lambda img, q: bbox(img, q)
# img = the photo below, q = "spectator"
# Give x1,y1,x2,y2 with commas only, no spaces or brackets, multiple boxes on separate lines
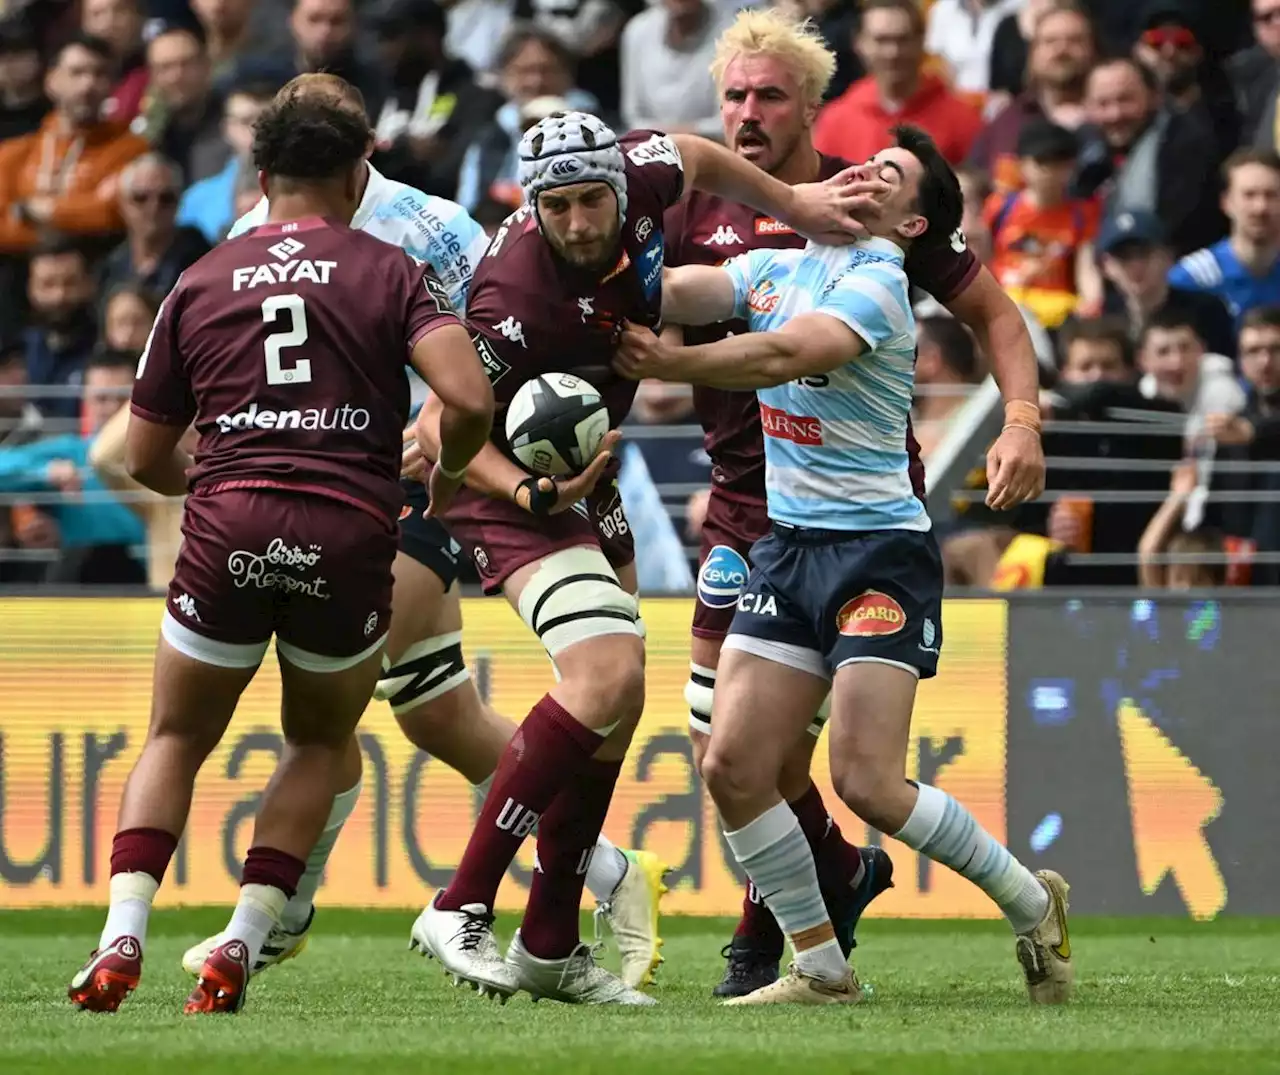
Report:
446,0,519,78
912,315,984,458
100,281,160,353
99,153,210,299
924,0,1024,97
0,20,50,142
957,165,994,263
620,0,731,137
473,195,513,235
969,0,1095,193
1074,55,1223,255
192,0,254,86
1205,305,1280,582
0,35,149,255
0,337,40,449
82,0,148,125
455,24,598,212
1098,209,1237,357
176,79,273,243
1169,149,1280,325
1137,305,1245,420
1235,0,1280,146
983,118,1102,328
0,347,146,585
230,0,385,120
23,236,97,423
987,0,1057,99
137,23,226,183
1137,461,1227,588
369,0,499,199
521,0,630,114
631,379,694,423
813,0,983,165
1133,1,1239,157
772,0,862,102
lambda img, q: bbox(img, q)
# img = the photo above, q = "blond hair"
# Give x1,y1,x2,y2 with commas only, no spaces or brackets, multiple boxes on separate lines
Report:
710,9,837,108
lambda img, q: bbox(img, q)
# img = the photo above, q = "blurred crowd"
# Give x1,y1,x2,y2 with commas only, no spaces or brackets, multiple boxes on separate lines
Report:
0,0,1274,590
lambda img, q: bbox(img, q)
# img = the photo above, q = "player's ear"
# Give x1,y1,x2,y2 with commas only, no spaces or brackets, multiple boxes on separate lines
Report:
897,214,927,241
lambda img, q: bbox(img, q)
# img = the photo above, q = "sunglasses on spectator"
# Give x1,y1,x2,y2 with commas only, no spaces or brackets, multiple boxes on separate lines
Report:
128,189,178,207
1141,26,1197,50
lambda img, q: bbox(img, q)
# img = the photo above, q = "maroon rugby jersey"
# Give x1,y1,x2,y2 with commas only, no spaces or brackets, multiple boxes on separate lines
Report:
131,216,462,524
663,153,980,502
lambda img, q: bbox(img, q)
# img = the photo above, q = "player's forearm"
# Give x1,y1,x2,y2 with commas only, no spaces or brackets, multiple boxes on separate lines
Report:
1137,492,1190,587
661,265,737,325
126,448,191,497
672,134,797,228
416,395,528,503
673,333,806,389
946,268,1039,407
436,400,496,477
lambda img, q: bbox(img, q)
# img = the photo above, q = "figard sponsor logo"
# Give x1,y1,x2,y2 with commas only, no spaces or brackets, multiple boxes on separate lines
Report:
228,539,330,599
836,590,905,636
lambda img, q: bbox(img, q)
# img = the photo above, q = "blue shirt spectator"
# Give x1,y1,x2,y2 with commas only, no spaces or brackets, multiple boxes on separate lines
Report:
23,238,98,422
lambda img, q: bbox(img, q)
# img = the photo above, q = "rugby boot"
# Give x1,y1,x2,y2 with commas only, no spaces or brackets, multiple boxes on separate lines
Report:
409,896,519,1000
182,905,313,977
184,939,250,1014
1015,869,1074,1004
712,936,782,998
722,962,863,1007
830,847,895,958
593,849,670,988
506,930,656,1005
68,935,142,1012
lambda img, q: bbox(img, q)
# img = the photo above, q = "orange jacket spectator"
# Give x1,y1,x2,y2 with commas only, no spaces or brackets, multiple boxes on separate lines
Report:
0,35,149,253
813,71,984,166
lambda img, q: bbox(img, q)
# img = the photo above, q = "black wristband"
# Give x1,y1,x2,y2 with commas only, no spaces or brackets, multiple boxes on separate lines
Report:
517,475,557,516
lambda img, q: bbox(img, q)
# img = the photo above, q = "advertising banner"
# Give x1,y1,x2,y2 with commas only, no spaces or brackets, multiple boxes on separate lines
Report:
0,596,1006,915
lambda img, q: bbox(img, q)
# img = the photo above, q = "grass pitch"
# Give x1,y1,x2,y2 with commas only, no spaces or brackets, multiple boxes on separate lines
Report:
1,910,1278,1075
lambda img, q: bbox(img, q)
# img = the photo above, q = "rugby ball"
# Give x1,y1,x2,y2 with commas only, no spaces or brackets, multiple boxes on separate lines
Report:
505,373,609,477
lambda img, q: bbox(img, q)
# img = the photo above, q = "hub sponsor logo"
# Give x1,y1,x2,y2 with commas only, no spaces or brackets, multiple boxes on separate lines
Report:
760,403,822,446
214,402,371,433
836,590,905,636
697,544,749,608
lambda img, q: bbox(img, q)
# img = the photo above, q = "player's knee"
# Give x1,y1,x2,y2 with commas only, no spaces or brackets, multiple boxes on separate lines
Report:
701,741,766,810
830,758,894,825
589,651,646,727
374,632,470,715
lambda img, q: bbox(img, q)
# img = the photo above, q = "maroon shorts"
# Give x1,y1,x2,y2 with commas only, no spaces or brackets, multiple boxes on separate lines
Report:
162,487,397,671
692,488,771,641
443,478,635,594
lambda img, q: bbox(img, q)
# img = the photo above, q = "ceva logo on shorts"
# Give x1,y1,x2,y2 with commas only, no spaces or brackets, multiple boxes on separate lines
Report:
215,401,371,433
697,544,749,608
836,590,906,636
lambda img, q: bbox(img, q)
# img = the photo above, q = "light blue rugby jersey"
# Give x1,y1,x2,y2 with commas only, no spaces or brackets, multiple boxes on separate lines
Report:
228,163,487,312
720,237,929,533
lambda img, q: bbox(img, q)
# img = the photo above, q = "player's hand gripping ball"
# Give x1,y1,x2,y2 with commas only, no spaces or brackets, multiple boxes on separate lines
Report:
505,373,610,477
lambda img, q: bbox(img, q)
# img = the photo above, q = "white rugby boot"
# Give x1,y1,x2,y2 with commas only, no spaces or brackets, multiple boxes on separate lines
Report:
506,930,657,1005
182,906,313,978
408,899,519,1000
721,962,862,1007
1015,869,1074,1004
593,849,669,988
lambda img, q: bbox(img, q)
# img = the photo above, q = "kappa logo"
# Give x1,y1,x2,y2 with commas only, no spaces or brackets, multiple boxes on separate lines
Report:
267,236,305,261
747,278,779,313
702,224,743,247
493,316,527,348
836,590,906,637
175,593,200,621
578,296,595,322
634,216,653,242
549,157,584,180
364,611,379,638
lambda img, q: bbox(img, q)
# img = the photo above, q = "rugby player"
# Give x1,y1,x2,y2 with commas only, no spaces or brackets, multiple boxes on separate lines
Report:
182,74,667,993
615,125,1071,1007
69,92,494,1014
411,110,877,1004
661,9,1047,995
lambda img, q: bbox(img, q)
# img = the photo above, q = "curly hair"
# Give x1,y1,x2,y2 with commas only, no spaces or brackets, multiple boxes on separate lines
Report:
252,93,371,181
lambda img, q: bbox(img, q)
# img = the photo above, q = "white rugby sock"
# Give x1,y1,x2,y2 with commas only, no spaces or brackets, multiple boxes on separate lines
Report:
226,883,289,967
895,783,1049,934
280,780,361,932
100,872,159,951
724,802,848,982
585,835,629,901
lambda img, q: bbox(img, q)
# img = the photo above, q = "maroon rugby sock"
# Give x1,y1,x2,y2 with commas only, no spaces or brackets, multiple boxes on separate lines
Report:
790,782,865,898
241,846,307,899
732,879,786,956
520,758,624,959
110,827,179,883
437,695,602,912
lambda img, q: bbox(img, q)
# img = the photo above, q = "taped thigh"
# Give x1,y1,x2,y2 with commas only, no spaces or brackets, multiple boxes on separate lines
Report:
373,630,470,714
516,546,641,658
806,692,832,739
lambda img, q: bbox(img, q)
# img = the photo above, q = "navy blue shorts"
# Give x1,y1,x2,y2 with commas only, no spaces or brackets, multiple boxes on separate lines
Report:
397,479,462,589
727,524,944,680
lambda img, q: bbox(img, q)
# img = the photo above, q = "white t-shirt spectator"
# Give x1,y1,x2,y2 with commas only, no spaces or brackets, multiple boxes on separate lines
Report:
925,0,1025,95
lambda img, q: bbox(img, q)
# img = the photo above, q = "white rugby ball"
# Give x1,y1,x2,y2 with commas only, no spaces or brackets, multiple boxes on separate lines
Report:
505,373,609,477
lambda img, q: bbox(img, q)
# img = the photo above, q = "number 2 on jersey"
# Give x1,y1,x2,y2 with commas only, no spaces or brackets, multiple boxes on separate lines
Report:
262,294,310,385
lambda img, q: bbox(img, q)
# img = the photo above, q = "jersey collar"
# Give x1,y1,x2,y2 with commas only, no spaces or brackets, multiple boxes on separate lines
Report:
350,162,389,231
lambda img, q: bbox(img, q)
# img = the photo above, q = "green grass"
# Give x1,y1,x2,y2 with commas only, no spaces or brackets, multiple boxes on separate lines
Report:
2,910,1279,1075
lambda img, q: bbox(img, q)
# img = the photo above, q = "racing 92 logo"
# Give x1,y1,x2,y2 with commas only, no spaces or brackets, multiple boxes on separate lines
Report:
697,544,749,608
